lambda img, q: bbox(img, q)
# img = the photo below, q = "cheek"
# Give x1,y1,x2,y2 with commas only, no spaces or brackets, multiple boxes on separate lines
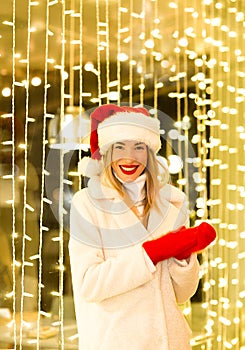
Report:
111,149,122,162
136,153,147,165
112,154,120,162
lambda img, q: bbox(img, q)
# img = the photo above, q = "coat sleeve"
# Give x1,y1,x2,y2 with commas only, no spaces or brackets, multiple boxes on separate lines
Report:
167,254,200,304
159,184,199,303
69,193,154,303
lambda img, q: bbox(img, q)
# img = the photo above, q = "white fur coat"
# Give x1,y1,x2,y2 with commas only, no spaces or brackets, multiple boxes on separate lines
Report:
69,177,200,350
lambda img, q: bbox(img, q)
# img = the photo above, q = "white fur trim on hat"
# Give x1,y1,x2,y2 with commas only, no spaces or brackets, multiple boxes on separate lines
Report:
78,156,102,177
97,112,161,155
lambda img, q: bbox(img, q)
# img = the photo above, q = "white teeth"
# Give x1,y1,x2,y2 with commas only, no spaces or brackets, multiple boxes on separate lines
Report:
121,166,137,171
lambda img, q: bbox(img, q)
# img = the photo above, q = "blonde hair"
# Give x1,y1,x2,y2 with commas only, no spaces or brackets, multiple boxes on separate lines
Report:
101,145,169,216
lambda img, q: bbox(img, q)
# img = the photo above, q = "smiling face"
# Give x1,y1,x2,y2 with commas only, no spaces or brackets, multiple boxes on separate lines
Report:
111,140,148,182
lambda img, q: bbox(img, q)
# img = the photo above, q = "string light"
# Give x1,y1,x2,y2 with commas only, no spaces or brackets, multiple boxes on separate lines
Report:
58,0,66,347
10,2,17,348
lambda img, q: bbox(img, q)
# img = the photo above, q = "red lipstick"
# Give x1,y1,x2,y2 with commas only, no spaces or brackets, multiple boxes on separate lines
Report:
119,165,139,175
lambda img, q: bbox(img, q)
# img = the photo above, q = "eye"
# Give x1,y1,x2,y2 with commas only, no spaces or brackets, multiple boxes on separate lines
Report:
135,145,146,150
114,144,124,150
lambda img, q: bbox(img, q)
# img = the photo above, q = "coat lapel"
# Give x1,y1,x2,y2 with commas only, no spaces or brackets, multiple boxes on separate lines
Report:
147,189,188,239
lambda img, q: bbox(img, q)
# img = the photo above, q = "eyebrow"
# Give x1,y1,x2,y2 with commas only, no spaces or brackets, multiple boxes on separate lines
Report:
114,142,145,146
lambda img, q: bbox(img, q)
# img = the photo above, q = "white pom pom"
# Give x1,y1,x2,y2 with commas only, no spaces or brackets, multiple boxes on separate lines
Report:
78,157,102,177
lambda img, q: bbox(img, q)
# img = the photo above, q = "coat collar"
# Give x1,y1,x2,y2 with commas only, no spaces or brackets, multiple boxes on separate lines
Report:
87,177,187,239
88,176,185,207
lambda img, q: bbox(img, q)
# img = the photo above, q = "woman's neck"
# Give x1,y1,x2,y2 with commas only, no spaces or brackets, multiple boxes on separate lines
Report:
114,172,146,203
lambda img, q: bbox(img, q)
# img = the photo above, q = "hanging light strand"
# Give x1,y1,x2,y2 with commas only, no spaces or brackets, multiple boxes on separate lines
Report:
197,1,213,340
116,0,121,105
193,0,205,217
203,0,215,341
153,0,159,114
78,0,83,190
11,0,17,346
237,0,245,321
201,0,209,222
139,0,146,106
96,0,102,105
19,0,32,347
173,1,184,191
69,0,75,107
58,0,66,348
211,2,224,348
182,0,190,201
223,5,232,346
36,0,50,345
105,0,110,103
209,13,219,350
147,1,154,79
198,0,208,223
128,0,133,106
227,3,240,348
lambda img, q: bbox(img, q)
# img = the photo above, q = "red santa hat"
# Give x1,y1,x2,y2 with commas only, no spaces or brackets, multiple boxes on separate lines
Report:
78,104,161,177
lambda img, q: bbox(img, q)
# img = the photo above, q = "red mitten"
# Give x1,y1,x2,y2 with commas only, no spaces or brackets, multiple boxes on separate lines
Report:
142,222,216,265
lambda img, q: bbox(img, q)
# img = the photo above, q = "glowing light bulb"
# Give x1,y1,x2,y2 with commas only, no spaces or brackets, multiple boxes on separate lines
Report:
117,53,128,62
84,62,94,71
144,39,154,49
178,37,188,47
2,87,11,97
31,77,42,86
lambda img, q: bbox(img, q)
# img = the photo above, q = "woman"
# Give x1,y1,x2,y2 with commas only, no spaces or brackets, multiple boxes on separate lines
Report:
69,104,216,350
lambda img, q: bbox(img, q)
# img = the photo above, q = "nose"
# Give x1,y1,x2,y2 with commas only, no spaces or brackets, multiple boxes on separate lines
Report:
123,147,135,160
